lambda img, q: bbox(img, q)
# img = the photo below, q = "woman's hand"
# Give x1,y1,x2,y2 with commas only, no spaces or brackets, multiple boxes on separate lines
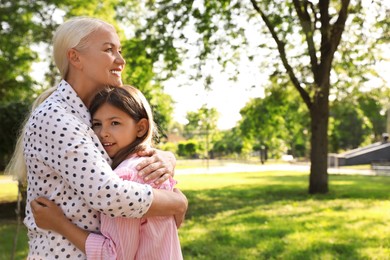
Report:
136,148,176,185
30,197,69,233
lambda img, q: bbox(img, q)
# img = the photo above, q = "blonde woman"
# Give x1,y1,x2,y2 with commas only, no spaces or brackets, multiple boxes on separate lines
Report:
7,17,187,259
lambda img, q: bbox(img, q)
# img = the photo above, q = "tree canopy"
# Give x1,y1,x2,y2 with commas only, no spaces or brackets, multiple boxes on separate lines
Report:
126,0,389,193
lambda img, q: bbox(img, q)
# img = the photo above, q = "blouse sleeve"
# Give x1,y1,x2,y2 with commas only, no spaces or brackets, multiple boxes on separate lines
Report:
24,104,153,218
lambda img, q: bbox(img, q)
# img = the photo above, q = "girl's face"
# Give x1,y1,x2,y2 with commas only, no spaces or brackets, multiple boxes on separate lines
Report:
77,25,125,88
92,103,147,158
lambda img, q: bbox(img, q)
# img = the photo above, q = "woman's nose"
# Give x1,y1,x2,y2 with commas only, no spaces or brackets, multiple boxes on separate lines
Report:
115,52,126,65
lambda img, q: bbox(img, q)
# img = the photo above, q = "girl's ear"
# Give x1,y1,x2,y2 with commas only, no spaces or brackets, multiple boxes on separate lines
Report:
136,118,149,138
67,48,83,69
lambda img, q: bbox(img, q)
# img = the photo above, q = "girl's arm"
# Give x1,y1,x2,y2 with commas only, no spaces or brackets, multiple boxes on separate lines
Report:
31,188,188,253
30,197,89,253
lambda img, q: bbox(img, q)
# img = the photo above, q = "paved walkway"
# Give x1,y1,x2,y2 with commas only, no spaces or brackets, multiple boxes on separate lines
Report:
175,162,377,175
0,163,382,185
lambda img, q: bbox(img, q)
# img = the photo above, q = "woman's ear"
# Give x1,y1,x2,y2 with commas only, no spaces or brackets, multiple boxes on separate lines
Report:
67,49,83,69
136,119,149,137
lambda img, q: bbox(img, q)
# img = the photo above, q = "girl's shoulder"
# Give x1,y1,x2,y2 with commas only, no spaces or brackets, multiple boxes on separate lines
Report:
116,155,146,168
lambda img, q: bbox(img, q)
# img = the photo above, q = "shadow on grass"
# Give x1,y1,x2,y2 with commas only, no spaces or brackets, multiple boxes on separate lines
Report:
184,173,390,220
180,173,390,259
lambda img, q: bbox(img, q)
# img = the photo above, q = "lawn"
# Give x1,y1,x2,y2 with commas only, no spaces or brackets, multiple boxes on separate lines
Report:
1,170,389,259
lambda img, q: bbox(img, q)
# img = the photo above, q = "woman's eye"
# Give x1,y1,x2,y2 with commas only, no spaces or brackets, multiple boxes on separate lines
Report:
105,48,113,52
111,121,120,126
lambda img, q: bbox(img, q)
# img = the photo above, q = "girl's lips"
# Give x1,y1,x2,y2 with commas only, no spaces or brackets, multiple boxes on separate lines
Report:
102,142,115,151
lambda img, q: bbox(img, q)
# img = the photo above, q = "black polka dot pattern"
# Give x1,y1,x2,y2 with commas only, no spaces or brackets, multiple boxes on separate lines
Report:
23,80,153,259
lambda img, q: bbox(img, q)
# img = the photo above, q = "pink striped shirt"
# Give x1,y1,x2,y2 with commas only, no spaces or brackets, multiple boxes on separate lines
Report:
86,156,183,260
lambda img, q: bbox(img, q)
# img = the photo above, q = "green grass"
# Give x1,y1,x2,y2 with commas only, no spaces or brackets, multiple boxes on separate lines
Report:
1,170,390,259
174,171,390,260
0,220,28,260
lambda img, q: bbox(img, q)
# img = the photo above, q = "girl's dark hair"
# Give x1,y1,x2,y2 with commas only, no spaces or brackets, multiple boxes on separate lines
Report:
89,85,157,169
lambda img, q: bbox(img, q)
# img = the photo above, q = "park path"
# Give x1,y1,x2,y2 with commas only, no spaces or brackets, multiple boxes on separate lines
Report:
175,162,376,175
0,163,378,185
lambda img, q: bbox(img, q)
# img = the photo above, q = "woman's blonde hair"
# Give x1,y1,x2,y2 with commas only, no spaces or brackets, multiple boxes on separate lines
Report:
5,17,114,181
53,17,114,79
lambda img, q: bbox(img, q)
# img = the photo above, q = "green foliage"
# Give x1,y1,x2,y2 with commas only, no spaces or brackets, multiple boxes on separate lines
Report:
329,100,371,152
184,105,219,140
177,140,200,158
329,88,387,153
182,105,220,157
0,1,40,102
212,127,244,157
239,78,309,158
0,101,30,170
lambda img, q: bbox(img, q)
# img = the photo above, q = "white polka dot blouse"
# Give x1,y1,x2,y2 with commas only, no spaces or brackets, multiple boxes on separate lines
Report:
23,80,153,259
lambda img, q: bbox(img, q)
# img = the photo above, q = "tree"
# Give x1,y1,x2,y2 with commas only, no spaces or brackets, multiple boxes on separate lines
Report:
329,89,387,153
212,127,244,158
239,76,309,159
329,99,371,152
131,0,388,193
184,105,219,158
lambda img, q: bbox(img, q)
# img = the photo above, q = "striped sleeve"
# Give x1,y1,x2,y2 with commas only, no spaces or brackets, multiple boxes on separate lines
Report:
85,233,117,260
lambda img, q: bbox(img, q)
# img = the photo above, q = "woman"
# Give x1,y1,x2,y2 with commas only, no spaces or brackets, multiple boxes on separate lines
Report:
7,17,187,259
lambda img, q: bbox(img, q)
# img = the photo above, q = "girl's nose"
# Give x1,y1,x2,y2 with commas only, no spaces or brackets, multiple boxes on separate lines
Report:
99,127,110,138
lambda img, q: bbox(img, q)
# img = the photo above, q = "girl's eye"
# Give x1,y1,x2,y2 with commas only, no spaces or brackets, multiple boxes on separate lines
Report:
111,121,120,126
92,122,101,129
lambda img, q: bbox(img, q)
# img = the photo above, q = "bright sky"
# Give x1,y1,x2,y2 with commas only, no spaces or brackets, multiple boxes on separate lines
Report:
163,67,266,130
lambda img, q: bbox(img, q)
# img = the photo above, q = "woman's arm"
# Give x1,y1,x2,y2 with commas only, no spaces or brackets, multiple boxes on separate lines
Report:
144,188,188,227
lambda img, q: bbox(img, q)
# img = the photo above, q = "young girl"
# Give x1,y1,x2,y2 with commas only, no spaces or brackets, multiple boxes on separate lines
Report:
32,85,183,259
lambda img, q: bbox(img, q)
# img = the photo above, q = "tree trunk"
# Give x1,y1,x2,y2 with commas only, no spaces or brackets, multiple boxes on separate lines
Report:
309,94,329,194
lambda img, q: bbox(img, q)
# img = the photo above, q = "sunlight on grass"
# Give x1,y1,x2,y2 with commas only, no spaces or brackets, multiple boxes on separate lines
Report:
176,171,390,259
0,176,18,202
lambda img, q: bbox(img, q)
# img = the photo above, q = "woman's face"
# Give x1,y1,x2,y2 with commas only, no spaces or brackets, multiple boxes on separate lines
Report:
78,25,126,88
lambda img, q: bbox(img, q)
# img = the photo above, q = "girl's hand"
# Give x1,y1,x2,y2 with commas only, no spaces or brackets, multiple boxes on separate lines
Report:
172,188,188,228
136,148,176,185
30,197,68,233
30,197,89,253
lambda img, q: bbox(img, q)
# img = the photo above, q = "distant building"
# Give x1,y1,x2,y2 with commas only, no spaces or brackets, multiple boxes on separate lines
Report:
329,133,390,166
